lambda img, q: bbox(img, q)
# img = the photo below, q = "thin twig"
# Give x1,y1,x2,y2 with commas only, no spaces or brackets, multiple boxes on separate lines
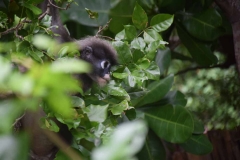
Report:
48,0,72,10
38,3,51,21
96,35,115,41
95,18,112,36
175,64,224,75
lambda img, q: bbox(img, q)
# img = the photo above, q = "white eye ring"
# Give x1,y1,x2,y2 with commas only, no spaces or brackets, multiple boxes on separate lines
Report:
101,60,110,69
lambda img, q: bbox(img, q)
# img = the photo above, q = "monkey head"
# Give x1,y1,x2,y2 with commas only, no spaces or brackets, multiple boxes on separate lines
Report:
77,37,118,87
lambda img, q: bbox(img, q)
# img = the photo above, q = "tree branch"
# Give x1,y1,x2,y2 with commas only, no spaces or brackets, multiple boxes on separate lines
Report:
175,64,225,75
214,0,240,75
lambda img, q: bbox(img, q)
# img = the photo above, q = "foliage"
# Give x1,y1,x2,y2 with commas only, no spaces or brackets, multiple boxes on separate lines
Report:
174,65,240,130
2,0,237,159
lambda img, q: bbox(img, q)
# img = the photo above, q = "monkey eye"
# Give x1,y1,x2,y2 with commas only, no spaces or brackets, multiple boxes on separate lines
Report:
85,46,93,55
101,60,111,69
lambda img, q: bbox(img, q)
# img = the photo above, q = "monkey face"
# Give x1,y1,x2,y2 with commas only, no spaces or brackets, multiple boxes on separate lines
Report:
80,45,116,87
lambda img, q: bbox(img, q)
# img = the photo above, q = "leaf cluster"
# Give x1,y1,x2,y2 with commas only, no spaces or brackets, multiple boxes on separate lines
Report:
0,1,216,160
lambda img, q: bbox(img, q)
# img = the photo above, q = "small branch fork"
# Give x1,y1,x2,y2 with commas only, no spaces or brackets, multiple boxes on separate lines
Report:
0,0,72,39
95,19,115,41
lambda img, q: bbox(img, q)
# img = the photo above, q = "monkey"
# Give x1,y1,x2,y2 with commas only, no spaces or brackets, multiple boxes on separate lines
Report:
20,0,117,159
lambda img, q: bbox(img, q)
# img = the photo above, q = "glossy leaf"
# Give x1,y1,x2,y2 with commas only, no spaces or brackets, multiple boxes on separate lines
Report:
131,37,146,51
110,100,129,115
137,130,166,160
132,3,148,30
180,134,213,155
22,3,42,15
182,9,223,41
132,75,174,107
124,25,137,41
102,85,130,100
92,120,148,160
146,40,168,60
144,105,194,143
156,48,171,76
176,22,218,66
83,104,108,123
158,90,187,107
112,41,132,64
150,14,174,32
143,29,162,44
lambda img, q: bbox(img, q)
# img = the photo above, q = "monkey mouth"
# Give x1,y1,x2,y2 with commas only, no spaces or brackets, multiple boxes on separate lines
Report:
97,74,110,86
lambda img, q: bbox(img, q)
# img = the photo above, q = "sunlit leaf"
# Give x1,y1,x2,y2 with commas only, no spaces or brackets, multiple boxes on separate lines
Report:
92,120,148,160
143,29,162,44
131,37,146,51
83,104,108,123
51,58,91,73
150,14,174,32
110,100,129,115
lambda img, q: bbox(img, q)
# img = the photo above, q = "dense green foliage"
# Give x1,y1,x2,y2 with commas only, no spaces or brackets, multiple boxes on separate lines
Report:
1,0,237,159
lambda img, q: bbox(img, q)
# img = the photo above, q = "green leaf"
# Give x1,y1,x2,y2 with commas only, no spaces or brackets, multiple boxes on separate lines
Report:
85,8,99,19
51,58,91,74
83,104,108,123
133,75,174,107
143,62,160,80
155,48,171,76
182,9,223,41
0,134,29,160
92,120,148,160
22,3,42,15
110,100,129,115
102,85,130,100
150,14,174,32
132,3,148,30
193,118,205,134
145,40,168,60
41,118,60,132
0,56,12,83
176,22,218,66
143,29,162,44
158,90,187,107
112,41,132,64
71,96,85,108
124,25,137,41
115,30,125,41
144,105,194,143
180,134,213,155
47,92,73,118
131,38,146,51
132,49,145,62
0,11,8,28
137,130,166,160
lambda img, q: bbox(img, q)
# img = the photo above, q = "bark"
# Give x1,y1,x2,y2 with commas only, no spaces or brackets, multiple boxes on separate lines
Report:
214,0,240,74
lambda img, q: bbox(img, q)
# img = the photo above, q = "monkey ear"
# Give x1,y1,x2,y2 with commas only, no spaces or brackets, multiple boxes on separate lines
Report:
84,46,93,55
